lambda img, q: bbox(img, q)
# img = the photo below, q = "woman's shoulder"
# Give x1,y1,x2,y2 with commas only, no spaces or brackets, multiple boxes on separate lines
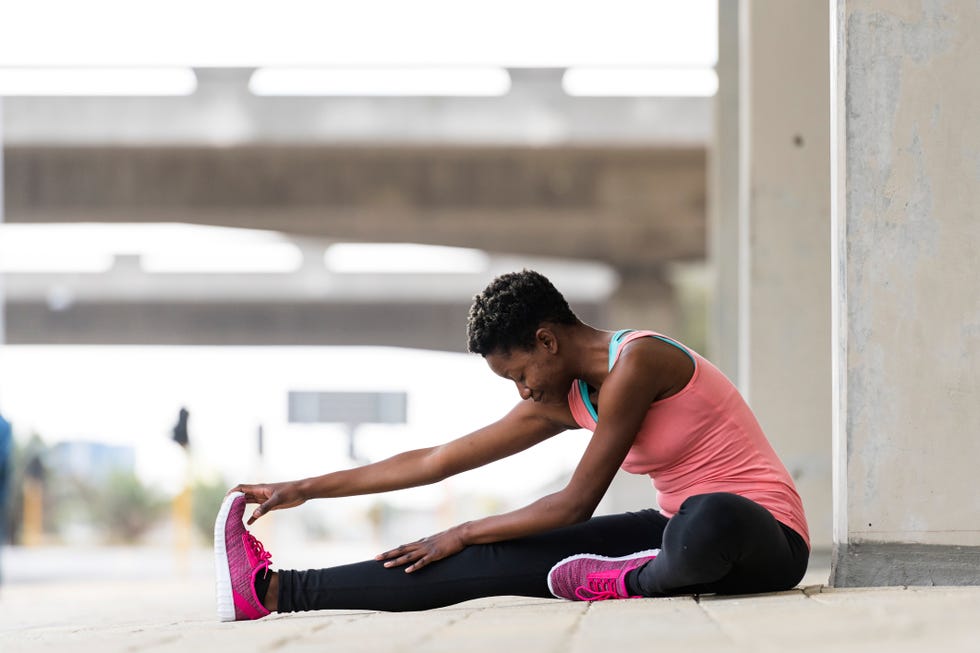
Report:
613,333,696,402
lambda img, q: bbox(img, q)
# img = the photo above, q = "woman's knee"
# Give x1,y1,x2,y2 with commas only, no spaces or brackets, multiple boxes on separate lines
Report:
678,492,743,523
670,493,768,546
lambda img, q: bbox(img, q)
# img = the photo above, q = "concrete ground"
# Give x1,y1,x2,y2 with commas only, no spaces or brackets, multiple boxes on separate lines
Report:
2,548,979,652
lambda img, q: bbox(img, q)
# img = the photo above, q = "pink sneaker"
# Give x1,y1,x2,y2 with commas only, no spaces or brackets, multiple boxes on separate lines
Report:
547,549,660,601
214,491,273,622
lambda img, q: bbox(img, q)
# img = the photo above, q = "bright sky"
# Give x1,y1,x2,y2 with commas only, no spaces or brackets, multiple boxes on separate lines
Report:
0,1,717,67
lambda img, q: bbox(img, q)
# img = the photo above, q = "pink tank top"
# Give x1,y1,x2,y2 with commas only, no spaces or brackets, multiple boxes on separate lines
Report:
567,330,810,549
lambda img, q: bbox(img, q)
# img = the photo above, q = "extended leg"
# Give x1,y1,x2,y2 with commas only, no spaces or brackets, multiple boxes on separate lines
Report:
278,508,668,612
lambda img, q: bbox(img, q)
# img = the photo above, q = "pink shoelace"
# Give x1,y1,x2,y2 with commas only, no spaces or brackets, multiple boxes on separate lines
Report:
573,573,622,601
243,532,273,570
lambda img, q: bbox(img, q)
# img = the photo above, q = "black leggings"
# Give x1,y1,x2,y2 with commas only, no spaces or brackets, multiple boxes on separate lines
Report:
277,492,809,613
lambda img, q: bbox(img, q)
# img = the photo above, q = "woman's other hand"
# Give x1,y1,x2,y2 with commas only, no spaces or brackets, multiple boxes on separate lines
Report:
375,524,469,573
229,481,309,525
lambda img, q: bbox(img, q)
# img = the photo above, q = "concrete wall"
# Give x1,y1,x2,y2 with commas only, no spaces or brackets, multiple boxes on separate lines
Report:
738,0,833,550
832,0,980,585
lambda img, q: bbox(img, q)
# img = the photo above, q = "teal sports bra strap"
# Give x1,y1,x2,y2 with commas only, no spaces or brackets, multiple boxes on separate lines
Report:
580,329,695,426
608,329,635,371
577,379,598,423
578,330,635,424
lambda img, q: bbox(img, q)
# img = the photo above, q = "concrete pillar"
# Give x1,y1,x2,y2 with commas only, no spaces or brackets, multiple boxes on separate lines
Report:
831,0,980,585
708,0,741,383
601,268,683,515
739,0,833,550
608,269,679,338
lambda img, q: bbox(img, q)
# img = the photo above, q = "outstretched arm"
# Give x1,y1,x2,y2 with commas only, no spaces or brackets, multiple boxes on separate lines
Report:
231,399,572,525
378,340,672,572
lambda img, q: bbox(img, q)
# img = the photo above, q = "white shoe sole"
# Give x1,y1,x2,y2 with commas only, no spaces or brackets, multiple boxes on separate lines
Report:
546,548,661,599
214,491,244,622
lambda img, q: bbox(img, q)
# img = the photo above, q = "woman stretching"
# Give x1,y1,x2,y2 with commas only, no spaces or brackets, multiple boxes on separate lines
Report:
215,269,809,621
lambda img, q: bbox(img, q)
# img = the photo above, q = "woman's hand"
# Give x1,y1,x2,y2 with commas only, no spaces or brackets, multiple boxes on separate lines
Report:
375,524,469,573
229,481,309,525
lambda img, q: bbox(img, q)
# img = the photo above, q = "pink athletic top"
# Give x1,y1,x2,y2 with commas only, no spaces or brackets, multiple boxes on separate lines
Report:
567,330,810,549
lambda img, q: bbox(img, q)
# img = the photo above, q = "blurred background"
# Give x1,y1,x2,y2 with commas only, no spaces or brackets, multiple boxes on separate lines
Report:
0,0,728,585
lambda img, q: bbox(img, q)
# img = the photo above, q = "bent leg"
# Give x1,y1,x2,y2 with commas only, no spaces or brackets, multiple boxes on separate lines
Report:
278,508,668,612
629,493,809,597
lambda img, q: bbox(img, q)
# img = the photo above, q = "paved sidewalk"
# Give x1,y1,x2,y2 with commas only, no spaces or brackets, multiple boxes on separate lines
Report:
3,575,979,653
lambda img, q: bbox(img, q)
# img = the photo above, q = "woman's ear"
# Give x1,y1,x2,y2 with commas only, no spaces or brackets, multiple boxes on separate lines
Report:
536,327,558,354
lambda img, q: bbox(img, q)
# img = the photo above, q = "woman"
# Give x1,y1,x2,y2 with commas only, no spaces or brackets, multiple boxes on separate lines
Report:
215,269,809,621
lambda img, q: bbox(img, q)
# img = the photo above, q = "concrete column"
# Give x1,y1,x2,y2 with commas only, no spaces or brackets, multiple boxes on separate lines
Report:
739,0,833,550
831,0,980,585
602,268,682,516
708,0,741,383
607,269,679,338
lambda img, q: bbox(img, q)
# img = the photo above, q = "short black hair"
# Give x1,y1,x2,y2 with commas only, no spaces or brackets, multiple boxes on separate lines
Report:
466,269,580,355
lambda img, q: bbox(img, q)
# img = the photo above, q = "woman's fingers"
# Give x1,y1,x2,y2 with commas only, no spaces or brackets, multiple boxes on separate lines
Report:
405,557,431,573
247,501,270,525
228,484,252,498
228,484,274,524
383,552,422,569
376,542,428,569
229,482,308,525
248,491,288,524
375,527,466,573
376,544,416,562
229,484,270,505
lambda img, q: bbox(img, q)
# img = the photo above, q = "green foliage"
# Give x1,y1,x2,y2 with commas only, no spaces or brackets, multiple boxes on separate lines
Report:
85,471,168,544
192,476,231,545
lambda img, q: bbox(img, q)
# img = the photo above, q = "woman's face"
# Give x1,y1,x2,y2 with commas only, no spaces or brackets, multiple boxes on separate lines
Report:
485,333,569,405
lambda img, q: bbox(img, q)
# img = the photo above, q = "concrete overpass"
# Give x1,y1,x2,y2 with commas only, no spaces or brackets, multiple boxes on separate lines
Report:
2,69,709,350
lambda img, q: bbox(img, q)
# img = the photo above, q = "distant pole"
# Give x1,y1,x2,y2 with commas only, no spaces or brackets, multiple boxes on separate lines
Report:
172,482,191,575
250,423,273,550
22,454,45,547
22,480,43,546
171,408,192,575
1,96,6,347
0,97,5,572
0,414,8,584
346,422,369,465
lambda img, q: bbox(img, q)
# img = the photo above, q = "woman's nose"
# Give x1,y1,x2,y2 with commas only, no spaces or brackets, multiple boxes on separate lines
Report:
517,383,531,400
